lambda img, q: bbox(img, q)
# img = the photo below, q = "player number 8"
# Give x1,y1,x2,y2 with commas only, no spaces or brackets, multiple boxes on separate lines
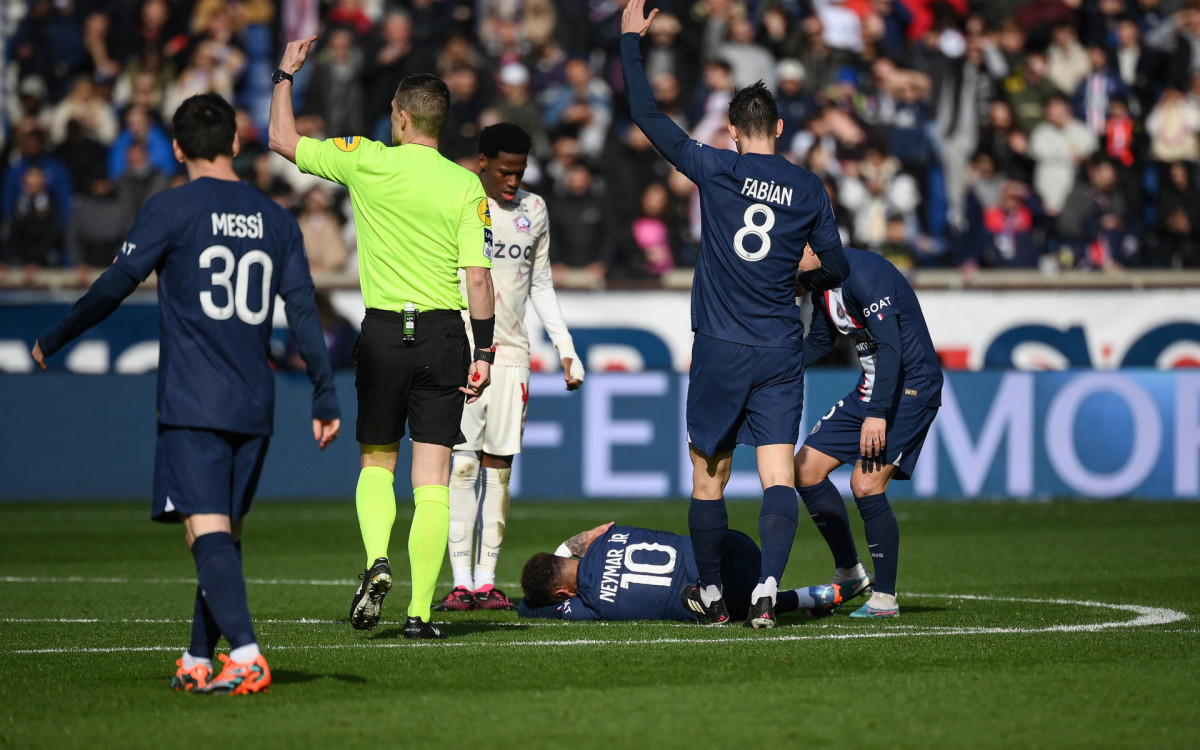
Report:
199,245,275,325
733,203,775,262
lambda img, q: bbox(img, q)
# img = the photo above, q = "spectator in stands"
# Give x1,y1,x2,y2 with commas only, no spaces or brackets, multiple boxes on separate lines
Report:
365,11,417,134
1058,157,1139,268
1047,22,1092,95
163,39,243,119
978,179,1043,269
493,64,545,153
1144,0,1200,92
67,177,129,277
839,143,921,252
442,64,487,161
878,213,917,274
11,0,82,103
775,59,817,149
2,125,74,231
54,119,108,194
794,14,844,94
1005,52,1058,134
631,182,676,279
2,167,61,281
542,56,613,161
297,186,350,276
115,141,169,220
49,77,119,147
108,105,176,180
302,27,366,138
80,10,121,82
718,13,777,90
1154,161,1200,268
1029,94,1099,215
1114,15,1155,116
978,99,1034,183
1146,87,1200,164
643,13,699,101
1073,44,1131,138
548,162,609,287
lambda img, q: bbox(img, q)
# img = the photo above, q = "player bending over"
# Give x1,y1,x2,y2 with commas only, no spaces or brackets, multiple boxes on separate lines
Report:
435,123,585,613
795,245,943,618
519,523,842,622
621,0,849,629
33,93,341,694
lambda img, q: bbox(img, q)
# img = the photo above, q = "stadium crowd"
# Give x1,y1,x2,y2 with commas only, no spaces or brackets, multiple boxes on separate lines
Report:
4,0,1200,284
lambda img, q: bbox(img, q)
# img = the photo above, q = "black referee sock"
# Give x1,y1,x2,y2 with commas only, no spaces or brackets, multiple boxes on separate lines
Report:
191,532,257,651
758,485,799,584
855,493,899,595
688,497,727,591
799,478,860,570
187,541,241,660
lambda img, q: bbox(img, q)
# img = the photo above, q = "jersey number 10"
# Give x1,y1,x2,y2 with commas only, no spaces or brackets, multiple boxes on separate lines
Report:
620,542,677,589
199,245,275,325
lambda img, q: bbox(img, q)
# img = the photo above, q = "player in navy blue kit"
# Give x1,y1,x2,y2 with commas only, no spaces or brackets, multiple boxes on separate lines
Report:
795,245,942,619
518,522,842,622
621,0,849,628
32,94,341,694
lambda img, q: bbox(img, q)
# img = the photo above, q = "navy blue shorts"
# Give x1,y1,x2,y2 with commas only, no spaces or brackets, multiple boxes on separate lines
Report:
687,334,804,456
152,425,270,523
719,529,762,621
803,392,938,480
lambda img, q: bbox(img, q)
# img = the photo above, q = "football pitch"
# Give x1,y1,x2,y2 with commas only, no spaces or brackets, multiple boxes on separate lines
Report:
1,499,1197,750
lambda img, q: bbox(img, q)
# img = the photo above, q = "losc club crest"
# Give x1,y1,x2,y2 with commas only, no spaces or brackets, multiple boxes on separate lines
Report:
514,214,531,234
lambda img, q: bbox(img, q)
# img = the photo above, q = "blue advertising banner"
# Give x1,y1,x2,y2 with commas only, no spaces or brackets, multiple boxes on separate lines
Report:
2,371,1196,500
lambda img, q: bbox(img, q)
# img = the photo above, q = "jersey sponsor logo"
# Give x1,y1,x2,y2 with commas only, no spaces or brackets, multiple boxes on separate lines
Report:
120,241,137,256
514,214,531,234
333,136,361,152
863,297,892,318
478,198,492,227
211,212,264,239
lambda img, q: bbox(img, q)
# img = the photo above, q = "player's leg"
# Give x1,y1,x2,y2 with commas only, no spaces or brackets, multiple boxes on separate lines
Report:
682,334,749,624
799,397,877,601
407,440,452,638
440,449,482,610
471,366,527,610
848,462,901,618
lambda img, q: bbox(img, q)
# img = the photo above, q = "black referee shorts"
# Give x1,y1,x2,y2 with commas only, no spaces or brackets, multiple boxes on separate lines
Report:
354,308,470,447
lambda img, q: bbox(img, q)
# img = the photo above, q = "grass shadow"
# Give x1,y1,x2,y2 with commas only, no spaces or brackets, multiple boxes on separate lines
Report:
272,669,366,685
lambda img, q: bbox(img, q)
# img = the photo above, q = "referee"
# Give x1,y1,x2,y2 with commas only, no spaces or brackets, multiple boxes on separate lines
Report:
269,37,496,639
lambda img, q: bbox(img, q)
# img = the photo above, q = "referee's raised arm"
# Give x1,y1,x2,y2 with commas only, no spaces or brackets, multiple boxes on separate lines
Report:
267,36,316,164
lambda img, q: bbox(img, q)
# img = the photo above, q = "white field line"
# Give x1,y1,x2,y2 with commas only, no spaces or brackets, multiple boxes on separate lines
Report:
0,575,523,589
4,594,1187,654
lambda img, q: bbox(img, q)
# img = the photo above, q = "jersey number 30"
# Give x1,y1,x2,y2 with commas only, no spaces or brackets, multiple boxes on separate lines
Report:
199,245,274,325
733,203,775,262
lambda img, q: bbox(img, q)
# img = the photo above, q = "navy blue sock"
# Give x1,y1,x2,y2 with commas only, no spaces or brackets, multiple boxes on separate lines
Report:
776,589,800,614
188,541,243,658
758,485,799,584
688,497,727,589
799,478,860,570
855,493,899,595
191,532,256,650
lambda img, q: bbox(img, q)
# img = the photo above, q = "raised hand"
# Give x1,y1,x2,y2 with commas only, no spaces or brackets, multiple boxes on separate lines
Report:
621,0,660,37
280,36,317,75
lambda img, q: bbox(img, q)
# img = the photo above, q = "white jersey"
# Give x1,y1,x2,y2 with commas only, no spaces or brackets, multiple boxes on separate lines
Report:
463,189,577,369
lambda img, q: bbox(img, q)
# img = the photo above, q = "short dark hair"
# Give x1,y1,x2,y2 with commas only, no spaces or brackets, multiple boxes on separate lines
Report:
393,73,450,137
521,552,569,607
479,122,533,158
728,81,779,139
172,93,236,161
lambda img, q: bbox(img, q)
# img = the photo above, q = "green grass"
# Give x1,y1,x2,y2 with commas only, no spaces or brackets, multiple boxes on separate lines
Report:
1,499,1198,749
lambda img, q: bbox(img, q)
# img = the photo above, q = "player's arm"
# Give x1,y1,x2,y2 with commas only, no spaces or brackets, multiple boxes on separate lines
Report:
529,224,584,390
517,599,567,619
555,522,615,558
620,1,688,167
460,190,496,403
797,191,850,294
861,311,903,459
32,265,140,369
268,36,316,164
803,298,837,369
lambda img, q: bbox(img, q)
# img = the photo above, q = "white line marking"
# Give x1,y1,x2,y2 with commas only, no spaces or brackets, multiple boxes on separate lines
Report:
0,575,522,589
5,594,1186,654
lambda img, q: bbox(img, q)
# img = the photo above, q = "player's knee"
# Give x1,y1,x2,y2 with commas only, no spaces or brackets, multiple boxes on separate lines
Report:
797,461,829,488
850,473,887,499
481,519,506,550
450,451,480,489
448,518,470,544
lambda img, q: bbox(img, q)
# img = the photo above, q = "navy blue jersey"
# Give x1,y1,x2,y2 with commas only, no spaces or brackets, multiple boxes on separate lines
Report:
561,525,700,622
112,178,313,435
620,33,844,351
807,248,942,412
680,147,841,349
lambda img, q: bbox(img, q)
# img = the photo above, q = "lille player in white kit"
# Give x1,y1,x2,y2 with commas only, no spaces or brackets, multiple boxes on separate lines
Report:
435,123,585,611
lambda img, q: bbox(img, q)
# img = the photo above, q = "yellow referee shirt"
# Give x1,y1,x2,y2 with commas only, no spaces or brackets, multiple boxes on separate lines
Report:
296,135,493,312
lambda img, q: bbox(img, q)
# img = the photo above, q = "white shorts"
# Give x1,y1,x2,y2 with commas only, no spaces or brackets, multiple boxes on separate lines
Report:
455,365,530,456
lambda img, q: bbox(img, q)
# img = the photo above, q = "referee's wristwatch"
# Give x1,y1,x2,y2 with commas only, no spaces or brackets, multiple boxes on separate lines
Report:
272,68,293,85
473,347,496,364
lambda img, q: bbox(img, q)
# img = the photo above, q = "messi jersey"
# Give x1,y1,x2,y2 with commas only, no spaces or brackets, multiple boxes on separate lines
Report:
809,248,943,408
111,178,314,435
678,147,841,350
562,525,700,622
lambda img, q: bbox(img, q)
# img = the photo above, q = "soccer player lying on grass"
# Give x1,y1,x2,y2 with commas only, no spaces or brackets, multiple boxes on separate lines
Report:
795,244,943,619
518,523,841,623
32,94,341,694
